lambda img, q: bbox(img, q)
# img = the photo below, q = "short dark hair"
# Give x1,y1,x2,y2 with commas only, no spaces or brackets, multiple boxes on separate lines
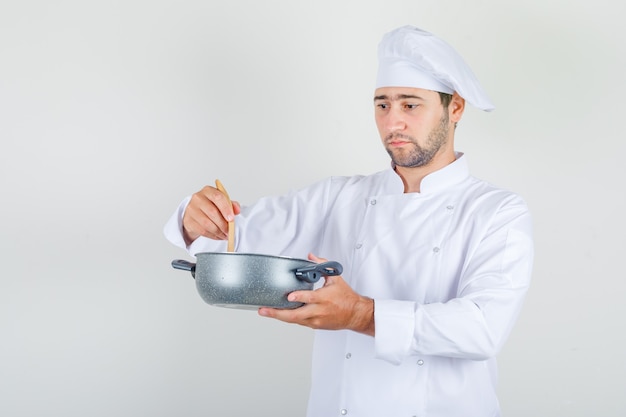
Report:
438,92,458,128
438,92,453,108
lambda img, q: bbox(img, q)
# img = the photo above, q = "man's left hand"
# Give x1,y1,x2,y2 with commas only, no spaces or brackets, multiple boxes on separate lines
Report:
258,253,375,336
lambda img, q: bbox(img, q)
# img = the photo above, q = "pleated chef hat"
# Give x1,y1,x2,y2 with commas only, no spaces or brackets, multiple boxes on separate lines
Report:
376,25,495,111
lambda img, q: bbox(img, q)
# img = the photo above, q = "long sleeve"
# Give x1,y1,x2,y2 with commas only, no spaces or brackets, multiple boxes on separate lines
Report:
163,195,192,251
374,193,534,364
163,179,334,259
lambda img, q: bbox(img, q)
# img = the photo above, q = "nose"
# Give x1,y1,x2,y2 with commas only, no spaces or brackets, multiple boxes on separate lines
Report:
383,107,407,132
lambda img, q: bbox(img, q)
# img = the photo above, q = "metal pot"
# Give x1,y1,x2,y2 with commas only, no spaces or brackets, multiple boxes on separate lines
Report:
171,252,343,310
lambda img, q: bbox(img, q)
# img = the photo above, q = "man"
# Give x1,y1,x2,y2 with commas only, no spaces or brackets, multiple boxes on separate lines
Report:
164,25,533,417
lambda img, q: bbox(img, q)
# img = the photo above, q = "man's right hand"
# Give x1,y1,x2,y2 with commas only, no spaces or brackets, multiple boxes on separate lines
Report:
182,185,241,245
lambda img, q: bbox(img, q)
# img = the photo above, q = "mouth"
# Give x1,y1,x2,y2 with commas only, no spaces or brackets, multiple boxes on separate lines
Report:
386,138,413,148
388,139,410,147
385,133,414,147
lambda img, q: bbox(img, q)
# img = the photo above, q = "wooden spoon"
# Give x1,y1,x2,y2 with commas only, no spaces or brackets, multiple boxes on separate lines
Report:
215,179,235,252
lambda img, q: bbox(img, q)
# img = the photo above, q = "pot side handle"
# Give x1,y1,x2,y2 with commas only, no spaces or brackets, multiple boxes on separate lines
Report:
171,259,196,279
294,261,343,284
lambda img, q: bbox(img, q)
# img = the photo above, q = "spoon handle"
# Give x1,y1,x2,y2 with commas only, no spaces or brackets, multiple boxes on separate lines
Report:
215,179,235,252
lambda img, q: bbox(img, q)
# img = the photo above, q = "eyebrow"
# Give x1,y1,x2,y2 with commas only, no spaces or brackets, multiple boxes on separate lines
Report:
373,94,425,102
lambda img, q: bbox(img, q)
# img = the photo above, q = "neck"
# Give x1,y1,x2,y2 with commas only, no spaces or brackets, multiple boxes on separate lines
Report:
395,151,457,193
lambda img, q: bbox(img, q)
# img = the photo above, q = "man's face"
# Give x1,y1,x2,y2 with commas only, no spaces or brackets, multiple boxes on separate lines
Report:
374,87,452,168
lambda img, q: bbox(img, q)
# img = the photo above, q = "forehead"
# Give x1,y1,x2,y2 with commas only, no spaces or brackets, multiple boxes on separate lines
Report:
373,86,440,101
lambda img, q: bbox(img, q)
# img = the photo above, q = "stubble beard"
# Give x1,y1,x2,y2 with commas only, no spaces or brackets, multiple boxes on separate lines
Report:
385,110,450,168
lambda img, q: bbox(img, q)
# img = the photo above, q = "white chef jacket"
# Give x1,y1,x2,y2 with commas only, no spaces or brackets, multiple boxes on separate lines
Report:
163,154,534,417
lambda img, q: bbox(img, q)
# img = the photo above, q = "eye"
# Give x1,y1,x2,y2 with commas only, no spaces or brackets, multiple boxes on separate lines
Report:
404,103,419,110
376,103,388,110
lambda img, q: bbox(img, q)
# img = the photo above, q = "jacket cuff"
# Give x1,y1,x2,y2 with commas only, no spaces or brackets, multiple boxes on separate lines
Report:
374,299,416,365
163,196,192,251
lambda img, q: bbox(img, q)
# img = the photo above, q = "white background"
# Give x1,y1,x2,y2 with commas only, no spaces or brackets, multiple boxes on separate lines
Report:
1,1,624,416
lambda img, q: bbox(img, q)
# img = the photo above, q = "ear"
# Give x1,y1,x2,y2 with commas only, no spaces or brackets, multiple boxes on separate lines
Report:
449,92,465,123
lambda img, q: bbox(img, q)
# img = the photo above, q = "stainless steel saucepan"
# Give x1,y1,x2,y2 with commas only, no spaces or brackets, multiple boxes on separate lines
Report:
172,253,343,310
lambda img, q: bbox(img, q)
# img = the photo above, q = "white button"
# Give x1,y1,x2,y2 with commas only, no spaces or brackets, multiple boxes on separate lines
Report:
345,353,352,359
341,409,347,415
433,247,440,253
417,359,424,366
370,199,377,205
355,243,362,249
446,205,454,210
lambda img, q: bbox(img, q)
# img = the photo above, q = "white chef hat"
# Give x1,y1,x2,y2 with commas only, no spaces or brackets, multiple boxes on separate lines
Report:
376,25,495,111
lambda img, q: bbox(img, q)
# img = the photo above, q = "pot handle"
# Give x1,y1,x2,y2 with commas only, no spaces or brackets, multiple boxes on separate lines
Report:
171,259,196,279
294,261,343,283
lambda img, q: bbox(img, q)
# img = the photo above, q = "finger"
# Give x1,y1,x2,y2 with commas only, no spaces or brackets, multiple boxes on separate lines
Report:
307,253,328,263
210,186,236,222
286,290,316,304
190,186,233,235
321,274,338,287
185,214,227,241
186,196,227,237
183,186,239,244
196,199,230,237
258,306,304,323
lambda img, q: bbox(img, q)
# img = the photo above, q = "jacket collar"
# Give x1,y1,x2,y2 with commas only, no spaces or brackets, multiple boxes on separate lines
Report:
387,152,469,194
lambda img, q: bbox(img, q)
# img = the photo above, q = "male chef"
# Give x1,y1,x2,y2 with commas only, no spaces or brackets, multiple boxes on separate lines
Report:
165,25,533,417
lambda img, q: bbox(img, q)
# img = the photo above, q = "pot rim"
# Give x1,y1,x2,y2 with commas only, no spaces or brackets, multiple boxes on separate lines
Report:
194,251,315,264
